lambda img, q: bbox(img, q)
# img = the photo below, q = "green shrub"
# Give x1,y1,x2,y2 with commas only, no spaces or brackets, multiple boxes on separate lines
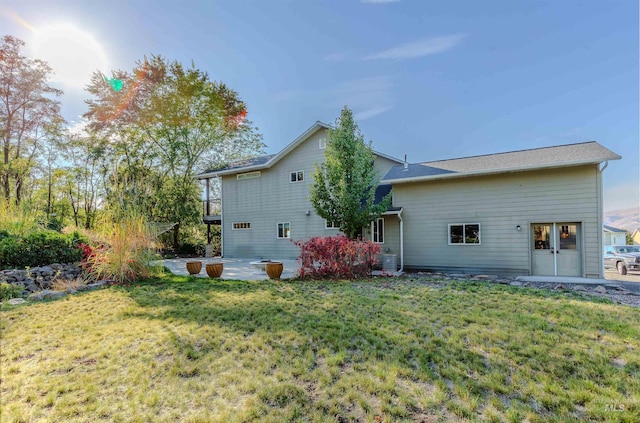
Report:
0,282,24,300
0,231,83,269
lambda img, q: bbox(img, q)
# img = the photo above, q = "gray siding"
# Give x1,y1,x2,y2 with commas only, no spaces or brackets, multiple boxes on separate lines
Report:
393,165,603,277
221,127,398,259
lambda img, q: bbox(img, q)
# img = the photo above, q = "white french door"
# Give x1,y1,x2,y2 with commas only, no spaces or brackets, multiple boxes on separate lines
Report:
531,222,581,276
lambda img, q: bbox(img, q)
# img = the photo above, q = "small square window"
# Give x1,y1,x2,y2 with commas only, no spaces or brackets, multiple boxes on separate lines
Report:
325,220,338,229
277,222,291,239
290,171,304,183
319,138,327,149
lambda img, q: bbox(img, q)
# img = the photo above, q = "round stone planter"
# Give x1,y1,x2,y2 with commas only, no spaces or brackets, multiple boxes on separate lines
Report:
205,262,224,278
186,261,202,275
265,261,283,280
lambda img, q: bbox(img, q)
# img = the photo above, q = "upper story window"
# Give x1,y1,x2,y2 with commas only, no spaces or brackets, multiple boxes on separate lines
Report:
232,222,251,230
449,223,481,245
319,138,327,149
372,218,384,243
237,171,260,180
277,222,291,239
290,171,304,183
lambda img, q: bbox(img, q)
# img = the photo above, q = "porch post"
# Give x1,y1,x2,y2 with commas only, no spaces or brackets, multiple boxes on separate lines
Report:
205,178,211,216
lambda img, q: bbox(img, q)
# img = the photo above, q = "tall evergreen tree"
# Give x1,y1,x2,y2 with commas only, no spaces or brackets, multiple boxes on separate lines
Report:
310,106,390,239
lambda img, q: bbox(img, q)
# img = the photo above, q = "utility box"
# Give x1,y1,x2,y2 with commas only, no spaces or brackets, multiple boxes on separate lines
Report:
382,254,397,272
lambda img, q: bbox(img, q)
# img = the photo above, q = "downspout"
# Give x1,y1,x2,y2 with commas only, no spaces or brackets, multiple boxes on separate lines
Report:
398,210,404,272
219,176,224,258
598,161,608,278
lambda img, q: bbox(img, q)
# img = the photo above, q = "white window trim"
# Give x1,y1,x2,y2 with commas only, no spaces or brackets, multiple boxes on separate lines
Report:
448,223,481,245
290,170,304,183
325,220,338,229
232,222,251,230
237,171,260,180
277,222,291,239
319,138,327,149
371,218,384,244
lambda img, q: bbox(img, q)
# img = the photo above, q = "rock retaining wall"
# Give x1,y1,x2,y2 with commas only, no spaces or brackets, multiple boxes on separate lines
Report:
0,263,83,295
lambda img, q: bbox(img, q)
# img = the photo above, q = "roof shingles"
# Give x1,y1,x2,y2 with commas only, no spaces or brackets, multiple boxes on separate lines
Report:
383,141,620,183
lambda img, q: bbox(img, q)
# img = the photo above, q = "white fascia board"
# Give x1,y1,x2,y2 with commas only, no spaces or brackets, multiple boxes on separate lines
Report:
197,165,266,179
382,208,403,216
374,150,404,164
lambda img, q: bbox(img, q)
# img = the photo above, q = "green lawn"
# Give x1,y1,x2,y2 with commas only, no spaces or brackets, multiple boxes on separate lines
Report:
1,275,639,422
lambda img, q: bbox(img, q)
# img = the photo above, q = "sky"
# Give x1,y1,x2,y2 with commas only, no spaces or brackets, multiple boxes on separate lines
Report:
2,0,638,212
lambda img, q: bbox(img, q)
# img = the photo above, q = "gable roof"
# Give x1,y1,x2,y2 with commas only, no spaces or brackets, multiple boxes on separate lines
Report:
382,141,621,184
198,121,403,178
603,225,627,233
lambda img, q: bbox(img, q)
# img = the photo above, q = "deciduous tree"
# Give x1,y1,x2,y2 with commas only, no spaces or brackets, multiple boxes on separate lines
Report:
84,55,264,249
310,106,390,239
0,35,64,204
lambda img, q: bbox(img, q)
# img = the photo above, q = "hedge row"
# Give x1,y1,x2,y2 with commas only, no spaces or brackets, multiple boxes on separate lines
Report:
0,231,84,269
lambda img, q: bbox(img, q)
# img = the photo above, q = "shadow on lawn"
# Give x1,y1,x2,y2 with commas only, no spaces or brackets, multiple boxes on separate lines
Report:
117,275,640,420
123,276,494,385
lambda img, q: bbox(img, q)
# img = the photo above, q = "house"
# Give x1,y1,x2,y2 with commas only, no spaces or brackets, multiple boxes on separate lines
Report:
198,122,621,278
632,229,640,245
197,122,403,259
603,225,628,245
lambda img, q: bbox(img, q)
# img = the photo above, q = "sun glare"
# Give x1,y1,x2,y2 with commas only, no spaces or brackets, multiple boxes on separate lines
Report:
32,24,108,88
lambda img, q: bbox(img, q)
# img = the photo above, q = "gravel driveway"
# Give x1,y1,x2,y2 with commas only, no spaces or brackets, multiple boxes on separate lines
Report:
605,270,640,283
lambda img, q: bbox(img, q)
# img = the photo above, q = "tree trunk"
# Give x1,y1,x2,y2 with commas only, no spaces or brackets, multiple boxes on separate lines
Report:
173,223,180,251
3,144,9,202
2,172,8,202
15,176,22,205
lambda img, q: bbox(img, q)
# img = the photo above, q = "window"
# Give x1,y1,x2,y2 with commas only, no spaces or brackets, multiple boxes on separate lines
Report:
290,171,304,183
372,218,384,243
319,138,327,149
449,223,480,245
232,222,251,230
237,171,260,180
325,220,338,229
277,222,291,239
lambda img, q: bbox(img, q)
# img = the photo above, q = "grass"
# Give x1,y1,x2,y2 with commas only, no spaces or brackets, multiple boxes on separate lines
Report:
1,276,639,422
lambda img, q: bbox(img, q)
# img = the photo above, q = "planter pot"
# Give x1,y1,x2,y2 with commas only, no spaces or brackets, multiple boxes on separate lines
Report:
205,262,224,278
186,261,202,275
265,262,283,280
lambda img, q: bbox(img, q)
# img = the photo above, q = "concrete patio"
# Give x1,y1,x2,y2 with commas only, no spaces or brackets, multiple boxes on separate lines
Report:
157,257,299,280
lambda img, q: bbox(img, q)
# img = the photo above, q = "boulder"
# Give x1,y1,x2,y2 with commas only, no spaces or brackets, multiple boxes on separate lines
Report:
86,280,107,290
28,292,44,301
593,286,607,294
7,298,26,305
41,290,66,300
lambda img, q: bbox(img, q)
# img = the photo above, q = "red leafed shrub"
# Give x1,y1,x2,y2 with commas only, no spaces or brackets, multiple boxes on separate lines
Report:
78,243,95,263
294,235,381,279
